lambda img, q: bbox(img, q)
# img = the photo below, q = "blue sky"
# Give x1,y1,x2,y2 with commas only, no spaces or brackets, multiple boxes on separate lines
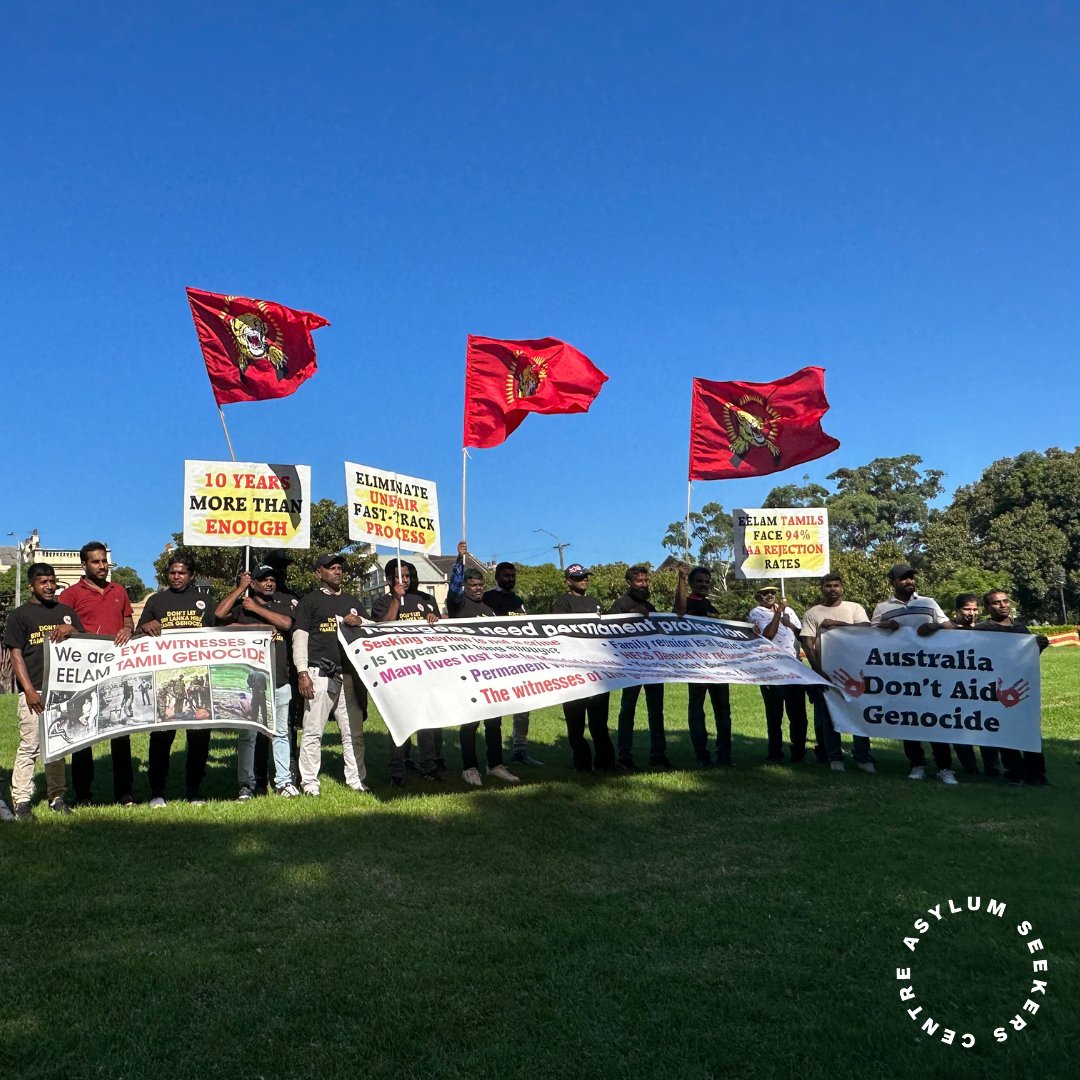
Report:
4,2,1078,583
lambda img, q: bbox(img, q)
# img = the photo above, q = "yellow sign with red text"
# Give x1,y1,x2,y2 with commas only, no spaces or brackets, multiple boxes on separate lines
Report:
345,462,441,554
733,507,829,579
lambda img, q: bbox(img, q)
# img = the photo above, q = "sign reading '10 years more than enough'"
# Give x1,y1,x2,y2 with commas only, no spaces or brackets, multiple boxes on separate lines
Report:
183,460,311,547
732,506,830,579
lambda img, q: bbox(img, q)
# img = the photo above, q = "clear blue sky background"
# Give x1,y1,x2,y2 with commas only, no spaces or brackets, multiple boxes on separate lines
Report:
4,2,1077,584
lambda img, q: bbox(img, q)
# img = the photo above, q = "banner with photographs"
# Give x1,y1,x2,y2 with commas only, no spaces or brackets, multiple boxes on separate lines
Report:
340,613,831,744
40,629,275,762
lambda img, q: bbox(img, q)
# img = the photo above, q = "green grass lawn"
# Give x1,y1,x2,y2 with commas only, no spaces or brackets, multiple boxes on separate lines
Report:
2,653,1078,1079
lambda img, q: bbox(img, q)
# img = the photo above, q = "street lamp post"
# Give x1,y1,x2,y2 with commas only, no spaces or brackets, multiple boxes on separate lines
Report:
6,531,24,607
535,528,571,571
1055,567,1068,623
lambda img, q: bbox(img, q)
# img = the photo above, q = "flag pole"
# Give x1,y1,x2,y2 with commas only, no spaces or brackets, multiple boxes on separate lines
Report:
684,480,692,561
217,406,237,463
461,446,469,543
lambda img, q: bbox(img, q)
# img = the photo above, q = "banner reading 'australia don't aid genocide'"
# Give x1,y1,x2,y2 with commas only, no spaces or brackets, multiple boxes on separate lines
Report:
40,629,275,762
340,613,831,745
820,626,1042,752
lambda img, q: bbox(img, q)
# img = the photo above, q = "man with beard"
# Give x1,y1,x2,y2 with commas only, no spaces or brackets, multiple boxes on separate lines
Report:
871,564,959,785
3,563,84,817
800,573,874,773
975,590,1049,786
484,561,543,767
138,553,216,805
748,585,809,765
609,565,671,772
448,543,521,786
950,594,990,777
373,558,443,786
552,564,617,774
674,564,732,767
215,565,298,799
293,553,371,796
63,541,136,805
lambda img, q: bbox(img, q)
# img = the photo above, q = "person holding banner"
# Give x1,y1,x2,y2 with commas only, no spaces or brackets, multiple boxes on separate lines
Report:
609,566,672,772
215,566,298,799
63,541,137,806
800,573,874,774
950,595,994,777
293,553,371,796
484,562,543,767
748,585,809,765
870,564,959,785
552,564,618,774
975,590,1049,786
137,554,216,805
3,563,84,818
373,558,443,786
674,565,733,768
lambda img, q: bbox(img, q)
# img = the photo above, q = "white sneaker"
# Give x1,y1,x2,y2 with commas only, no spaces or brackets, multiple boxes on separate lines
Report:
830,761,845,772
938,769,959,786
348,782,373,794
908,766,926,781
0,801,15,822
856,761,876,774
487,764,521,783
462,767,483,787
276,783,300,798
301,785,320,797
148,796,167,809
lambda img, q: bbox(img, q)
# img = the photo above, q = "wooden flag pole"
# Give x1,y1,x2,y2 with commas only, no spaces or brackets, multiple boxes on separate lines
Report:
217,406,237,463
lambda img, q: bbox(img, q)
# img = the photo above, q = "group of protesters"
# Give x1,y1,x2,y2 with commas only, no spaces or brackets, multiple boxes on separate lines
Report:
0,538,1048,819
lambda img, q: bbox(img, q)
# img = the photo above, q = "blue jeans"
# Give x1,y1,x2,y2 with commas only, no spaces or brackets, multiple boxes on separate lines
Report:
238,683,293,789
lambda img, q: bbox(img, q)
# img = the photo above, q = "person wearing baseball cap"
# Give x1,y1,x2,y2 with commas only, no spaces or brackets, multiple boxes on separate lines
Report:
551,564,618,773
747,584,809,765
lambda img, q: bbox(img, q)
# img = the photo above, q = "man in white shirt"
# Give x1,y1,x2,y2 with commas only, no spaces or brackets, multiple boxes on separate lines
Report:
801,573,875,774
870,563,959,785
748,584,809,764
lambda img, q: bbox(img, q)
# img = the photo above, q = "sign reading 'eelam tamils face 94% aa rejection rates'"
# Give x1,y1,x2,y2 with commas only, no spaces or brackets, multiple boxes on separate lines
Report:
732,507,830,579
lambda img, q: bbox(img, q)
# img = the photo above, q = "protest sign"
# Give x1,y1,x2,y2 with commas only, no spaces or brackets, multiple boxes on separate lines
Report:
345,462,441,554
733,507,829,579
184,460,311,547
40,628,275,762
819,626,1042,752
339,613,829,744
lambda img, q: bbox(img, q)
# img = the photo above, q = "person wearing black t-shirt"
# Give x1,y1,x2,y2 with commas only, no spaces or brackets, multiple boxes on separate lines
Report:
551,564,617,773
293,553,370,796
3,563,84,817
674,564,733,767
484,561,542,766
215,565,298,798
975,590,1050,785
609,564,671,771
374,558,442,785
448,544,521,786
137,553,215,806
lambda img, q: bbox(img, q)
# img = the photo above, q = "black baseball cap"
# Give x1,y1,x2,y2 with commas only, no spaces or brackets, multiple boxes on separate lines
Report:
252,565,277,580
887,563,916,581
564,563,589,579
315,553,346,569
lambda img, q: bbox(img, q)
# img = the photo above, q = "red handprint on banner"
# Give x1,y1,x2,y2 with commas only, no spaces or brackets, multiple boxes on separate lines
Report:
831,668,865,697
995,678,1030,708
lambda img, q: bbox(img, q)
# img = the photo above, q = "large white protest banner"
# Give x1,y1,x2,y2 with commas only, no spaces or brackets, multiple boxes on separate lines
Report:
732,507,829,579
345,461,440,554
184,460,311,547
41,629,275,762
819,626,1042,752
340,613,830,744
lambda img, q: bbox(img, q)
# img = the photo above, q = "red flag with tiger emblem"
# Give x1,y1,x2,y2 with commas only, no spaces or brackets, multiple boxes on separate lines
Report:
689,367,840,480
463,335,608,449
187,287,329,405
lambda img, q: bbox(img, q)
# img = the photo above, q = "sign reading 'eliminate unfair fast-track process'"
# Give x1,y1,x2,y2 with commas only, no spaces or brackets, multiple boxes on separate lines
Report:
345,462,441,554
732,506,830,579
183,460,311,547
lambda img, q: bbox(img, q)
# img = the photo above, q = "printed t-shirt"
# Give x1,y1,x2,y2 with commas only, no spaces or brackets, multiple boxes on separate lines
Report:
138,588,215,632
3,600,85,690
222,591,296,688
484,589,526,616
293,589,367,668
748,604,802,657
371,590,441,622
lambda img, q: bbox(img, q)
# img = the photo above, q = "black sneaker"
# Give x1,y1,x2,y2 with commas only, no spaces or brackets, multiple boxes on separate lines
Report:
649,757,674,772
420,771,443,782
510,749,544,766
14,802,33,821
74,794,95,808
116,793,139,807
618,757,639,774
403,758,419,772
435,757,448,774
390,776,406,788
48,797,73,815
696,755,715,769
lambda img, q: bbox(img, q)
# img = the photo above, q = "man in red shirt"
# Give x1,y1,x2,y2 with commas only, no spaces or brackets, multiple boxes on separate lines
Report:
62,541,136,805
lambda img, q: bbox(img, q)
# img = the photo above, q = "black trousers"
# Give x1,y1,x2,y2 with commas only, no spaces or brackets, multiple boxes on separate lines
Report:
617,684,666,761
760,685,808,761
903,741,954,770
389,729,437,778
459,718,503,770
564,692,615,771
688,683,731,763
148,728,211,798
1000,748,1045,783
72,736,134,801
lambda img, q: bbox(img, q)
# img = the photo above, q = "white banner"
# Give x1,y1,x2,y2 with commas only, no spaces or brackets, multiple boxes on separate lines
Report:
819,626,1042,752
184,460,311,547
345,461,441,554
41,629,275,762
733,507,829,579
340,613,830,744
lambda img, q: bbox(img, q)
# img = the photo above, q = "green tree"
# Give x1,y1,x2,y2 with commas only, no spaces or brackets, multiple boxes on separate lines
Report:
152,499,374,599
110,566,150,602
512,563,566,613
660,502,735,588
